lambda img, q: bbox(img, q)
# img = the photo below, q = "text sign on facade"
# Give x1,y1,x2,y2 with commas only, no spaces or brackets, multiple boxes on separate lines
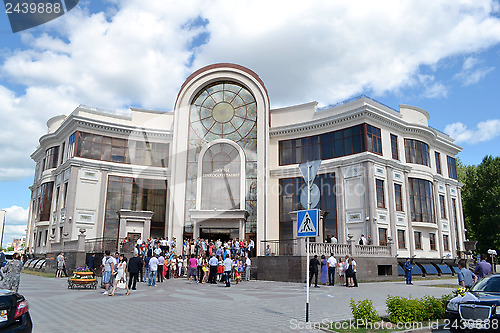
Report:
297,209,319,237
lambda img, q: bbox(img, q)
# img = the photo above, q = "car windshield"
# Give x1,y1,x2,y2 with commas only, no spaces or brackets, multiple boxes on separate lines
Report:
471,275,500,293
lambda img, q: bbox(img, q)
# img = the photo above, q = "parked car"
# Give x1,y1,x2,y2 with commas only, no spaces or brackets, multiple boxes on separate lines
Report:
0,289,32,332
446,274,500,332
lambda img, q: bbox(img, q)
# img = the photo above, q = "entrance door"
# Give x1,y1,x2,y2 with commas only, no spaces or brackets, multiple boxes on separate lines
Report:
200,228,239,242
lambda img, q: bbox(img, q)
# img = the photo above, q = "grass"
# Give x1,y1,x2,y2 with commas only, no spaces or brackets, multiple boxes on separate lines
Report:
22,270,56,278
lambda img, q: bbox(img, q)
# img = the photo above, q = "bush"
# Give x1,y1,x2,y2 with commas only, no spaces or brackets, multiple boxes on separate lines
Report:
386,294,451,323
386,295,425,323
350,298,380,325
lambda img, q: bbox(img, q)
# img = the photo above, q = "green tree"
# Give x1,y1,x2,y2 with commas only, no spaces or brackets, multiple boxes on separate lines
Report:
462,155,500,255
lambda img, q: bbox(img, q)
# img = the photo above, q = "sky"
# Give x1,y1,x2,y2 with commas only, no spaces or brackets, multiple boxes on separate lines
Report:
0,0,500,245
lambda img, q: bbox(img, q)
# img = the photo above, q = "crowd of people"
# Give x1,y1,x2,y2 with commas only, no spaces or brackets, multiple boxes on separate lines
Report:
309,253,358,288
91,237,255,295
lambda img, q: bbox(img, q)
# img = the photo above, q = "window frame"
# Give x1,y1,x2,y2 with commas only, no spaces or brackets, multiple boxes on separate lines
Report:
404,139,430,166
414,231,423,250
376,179,386,209
394,183,403,211
397,229,406,249
435,152,442,174
379,228,388,246
390,134,399,160
439,194,447,219
429,232,437,251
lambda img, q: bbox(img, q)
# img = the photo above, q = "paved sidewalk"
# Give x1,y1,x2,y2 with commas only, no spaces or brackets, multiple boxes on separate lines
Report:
19,273,457,333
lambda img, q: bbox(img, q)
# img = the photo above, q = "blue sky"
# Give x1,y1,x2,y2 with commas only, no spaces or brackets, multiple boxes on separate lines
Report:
1,0,500,245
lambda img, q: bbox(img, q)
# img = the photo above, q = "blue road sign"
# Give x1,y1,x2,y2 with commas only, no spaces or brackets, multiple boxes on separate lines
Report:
297,209,319,237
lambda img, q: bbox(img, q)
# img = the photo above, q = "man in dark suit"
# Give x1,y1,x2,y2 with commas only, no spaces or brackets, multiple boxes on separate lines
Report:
309,255,320,288
128,253,141,290
86,254,96,273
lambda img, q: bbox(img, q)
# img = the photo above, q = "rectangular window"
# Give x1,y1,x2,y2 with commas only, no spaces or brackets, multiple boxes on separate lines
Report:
105,176,167,239
59,226,63,242
394,183,403,211
397,230,406,249
62,182,68,208
43,146,59,171
379,228,388,246
443,234,449,252
73,131,169,167
439,195,447,219
279,174,337,241
376,179,385,208
429,232,437,251
390,134,399,160
408,178,435,223
404,139,430,166
54,186,60,211
414,231,422,250
278,123,381,165
435,152,442,174
447,156,458,180
38,181,54,221
60,142,65,165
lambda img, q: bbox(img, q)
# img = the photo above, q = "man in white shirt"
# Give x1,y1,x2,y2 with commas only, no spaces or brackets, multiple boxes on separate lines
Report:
136,237,143,252
223,256,233,287
245,257,251,281
148,255,159,286
327,253,337,286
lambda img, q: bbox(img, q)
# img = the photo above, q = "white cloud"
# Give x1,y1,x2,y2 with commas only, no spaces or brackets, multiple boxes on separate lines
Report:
454,56,495,86
1,206,29,245
445,119,500,144
1,0,500,180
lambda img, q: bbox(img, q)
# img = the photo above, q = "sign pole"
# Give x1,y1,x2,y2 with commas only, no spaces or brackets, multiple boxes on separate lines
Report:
306,164,311,322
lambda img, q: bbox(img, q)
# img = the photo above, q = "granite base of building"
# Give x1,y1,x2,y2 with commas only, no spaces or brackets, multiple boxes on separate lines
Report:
255,256,399,283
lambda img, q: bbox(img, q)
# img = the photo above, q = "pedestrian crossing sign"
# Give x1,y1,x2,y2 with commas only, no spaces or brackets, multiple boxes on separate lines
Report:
297,209,319,237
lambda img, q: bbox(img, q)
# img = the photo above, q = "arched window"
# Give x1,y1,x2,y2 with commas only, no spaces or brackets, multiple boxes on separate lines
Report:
201,143,241,210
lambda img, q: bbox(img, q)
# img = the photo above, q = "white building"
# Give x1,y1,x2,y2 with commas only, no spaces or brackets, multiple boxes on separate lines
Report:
26,63,465,260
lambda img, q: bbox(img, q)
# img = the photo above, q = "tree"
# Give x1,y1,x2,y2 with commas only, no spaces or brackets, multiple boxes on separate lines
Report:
461,155,500,255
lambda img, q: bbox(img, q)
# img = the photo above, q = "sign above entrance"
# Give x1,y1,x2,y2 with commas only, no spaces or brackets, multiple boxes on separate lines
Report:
299,160,321,184
297,209,319,237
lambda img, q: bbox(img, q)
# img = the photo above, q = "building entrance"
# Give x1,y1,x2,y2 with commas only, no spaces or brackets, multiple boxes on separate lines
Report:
200,228,239,242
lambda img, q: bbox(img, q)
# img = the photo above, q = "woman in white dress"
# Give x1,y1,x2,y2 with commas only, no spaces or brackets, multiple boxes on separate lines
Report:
109,254,130,296
337,257,345,286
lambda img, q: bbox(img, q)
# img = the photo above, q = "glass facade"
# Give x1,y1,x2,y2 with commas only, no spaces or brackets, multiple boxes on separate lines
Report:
278,123,382,166
186,81,257,237
279,173,337,240
43,146,59,171
408,178,435,223
38,181,54,222
404,139,430,166
104,176,167,239
74,131,169,167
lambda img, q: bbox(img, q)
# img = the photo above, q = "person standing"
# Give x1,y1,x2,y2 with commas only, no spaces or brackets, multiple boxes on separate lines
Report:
359,234,367,245
320,255,328,285
352,257,358,287
223,255,232,287
345,257,354,287
309,255,320,288
208,254,218,284
157,253,165,283
56,252,65,278
337,257,345,285
144,255,150,283
101,250,115,295
327,253,337,286
148,255,159,286
188,254,198,284
404,258,413,285
86,254,96,274
109,254,130,296
1,253,23,292
245,256,251,281
128,253,141,290
325,235,332,243
474,254,492,280
458,260,477,289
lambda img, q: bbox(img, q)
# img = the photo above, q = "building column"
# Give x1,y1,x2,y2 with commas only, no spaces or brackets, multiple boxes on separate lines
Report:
365,161,377,242
433,180,444,259
335,166,346,244
404,171,415,258
386,166,398,251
